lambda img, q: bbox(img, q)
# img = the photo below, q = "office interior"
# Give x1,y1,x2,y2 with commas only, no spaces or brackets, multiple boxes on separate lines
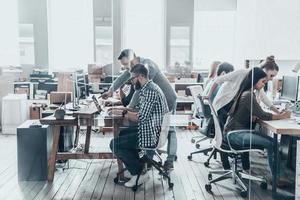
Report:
1,0,300,199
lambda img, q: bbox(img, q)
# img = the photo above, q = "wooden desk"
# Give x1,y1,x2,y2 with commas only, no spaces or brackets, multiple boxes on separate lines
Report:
259,118,300,199
40,107,126,182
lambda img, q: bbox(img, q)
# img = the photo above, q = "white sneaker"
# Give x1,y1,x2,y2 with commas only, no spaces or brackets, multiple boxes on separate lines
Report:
124,172,150,188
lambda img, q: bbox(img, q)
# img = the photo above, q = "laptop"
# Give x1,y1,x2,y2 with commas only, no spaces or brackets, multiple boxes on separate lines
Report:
92,95,102,112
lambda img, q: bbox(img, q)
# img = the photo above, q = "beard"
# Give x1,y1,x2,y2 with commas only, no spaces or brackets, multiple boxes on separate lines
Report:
134,80,142,90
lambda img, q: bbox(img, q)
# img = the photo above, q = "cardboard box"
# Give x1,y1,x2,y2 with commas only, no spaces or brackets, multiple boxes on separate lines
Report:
57,73,73,92
49,92,72,104
88,74,102,83
88,64,103,75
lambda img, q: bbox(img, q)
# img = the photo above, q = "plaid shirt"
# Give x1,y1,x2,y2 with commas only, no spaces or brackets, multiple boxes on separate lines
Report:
138,80,169,148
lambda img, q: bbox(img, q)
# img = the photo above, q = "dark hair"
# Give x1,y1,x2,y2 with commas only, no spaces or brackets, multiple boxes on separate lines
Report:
216,62,234,76
118,49,136,60
130,64,148,78
229,67,267,116
260,55,279,71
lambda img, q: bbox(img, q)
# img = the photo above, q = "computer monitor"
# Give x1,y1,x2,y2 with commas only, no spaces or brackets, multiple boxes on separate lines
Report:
281,76,299,101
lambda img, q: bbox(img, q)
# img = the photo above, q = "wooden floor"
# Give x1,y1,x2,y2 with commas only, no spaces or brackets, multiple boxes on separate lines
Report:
0,129,295,200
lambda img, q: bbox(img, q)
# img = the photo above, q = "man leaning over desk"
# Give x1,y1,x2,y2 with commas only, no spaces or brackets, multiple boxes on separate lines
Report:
102,49,177,170
109,64,169,188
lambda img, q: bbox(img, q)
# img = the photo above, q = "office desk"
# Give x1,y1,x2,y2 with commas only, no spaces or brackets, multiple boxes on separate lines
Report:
40,106,125,182
259,118,300,199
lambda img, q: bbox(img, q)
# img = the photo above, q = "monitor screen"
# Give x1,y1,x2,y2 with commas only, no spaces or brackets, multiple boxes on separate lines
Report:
281,76,299,101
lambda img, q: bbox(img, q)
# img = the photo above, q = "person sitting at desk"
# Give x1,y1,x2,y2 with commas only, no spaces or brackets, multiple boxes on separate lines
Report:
224,67,291,187
102,49,177,170
205,55,281,169
109,64,169,188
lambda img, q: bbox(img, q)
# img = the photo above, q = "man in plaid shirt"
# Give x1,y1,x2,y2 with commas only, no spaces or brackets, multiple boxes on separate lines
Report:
110,64,169,188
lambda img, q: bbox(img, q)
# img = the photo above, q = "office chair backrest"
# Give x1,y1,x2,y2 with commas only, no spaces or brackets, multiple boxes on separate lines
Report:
207,100,223,150
187,85,204,118
157,112,171,149
198,94,212,119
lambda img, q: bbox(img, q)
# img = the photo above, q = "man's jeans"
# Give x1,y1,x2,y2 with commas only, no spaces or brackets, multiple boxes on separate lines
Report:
110,127,143,175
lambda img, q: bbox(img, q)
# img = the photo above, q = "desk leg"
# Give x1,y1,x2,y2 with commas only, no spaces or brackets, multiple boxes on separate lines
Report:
74,125,80,147
84,126,92,153
272,133,278,198
48,126,60,182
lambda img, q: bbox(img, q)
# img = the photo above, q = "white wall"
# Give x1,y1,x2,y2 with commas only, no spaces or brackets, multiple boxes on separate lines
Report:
123,0,165,67
234,0,300,68
0,0,20,66
47,0,94,72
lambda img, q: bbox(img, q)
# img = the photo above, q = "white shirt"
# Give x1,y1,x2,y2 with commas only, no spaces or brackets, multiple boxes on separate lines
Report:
212,69,273,111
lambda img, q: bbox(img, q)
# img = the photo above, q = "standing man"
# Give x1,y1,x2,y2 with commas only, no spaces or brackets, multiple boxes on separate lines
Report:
109,64,169,187
102,49,177,170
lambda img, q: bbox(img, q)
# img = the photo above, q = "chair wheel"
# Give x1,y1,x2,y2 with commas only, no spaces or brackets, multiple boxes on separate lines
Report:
191,139,195,143
208,173,212,181
132,185,138,192
260,182,267,190
168,182,174,189
196,144,200,149
205,184,212,192
204,161,209,167
187,155,192,160
113,177,119,184
240,190,247,198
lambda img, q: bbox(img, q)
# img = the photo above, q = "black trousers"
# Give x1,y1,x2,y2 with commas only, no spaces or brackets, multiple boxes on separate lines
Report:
110,127,144,175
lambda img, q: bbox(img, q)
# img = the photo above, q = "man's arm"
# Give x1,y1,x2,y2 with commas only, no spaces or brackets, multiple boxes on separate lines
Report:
101,70,131,99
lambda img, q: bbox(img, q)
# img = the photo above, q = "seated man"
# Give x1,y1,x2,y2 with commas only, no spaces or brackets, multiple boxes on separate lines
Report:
109,64,169,188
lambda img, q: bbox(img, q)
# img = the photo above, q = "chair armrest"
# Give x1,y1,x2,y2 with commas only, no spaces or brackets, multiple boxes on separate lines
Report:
226,130,255,152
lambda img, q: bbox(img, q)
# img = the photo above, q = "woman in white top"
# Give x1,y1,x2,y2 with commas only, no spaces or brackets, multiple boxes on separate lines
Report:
207,56,280,114
206,55,280,169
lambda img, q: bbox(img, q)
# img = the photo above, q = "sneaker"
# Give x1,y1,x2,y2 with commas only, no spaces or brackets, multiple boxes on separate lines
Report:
163,161,174,171
124,172,150,188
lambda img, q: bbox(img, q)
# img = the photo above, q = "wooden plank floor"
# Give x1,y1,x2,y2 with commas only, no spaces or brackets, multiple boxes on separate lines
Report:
0,129,295,200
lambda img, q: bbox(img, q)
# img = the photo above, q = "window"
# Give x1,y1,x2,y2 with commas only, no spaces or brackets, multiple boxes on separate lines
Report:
19,24,35,65
170,26,190,69
95,26,113,65
47,0,94,72
123,0,165,67
0,0,19,66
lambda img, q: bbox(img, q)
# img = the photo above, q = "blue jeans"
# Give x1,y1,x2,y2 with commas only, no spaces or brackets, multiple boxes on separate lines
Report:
228,131,283,176
166,101,177,162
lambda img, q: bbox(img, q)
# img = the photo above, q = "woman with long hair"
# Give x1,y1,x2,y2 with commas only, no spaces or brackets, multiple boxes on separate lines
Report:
224,67,291,186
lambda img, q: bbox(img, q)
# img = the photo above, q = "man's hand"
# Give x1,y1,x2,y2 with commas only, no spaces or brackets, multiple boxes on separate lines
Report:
100,90,113,99
107,106,126,112
107,108,124,116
